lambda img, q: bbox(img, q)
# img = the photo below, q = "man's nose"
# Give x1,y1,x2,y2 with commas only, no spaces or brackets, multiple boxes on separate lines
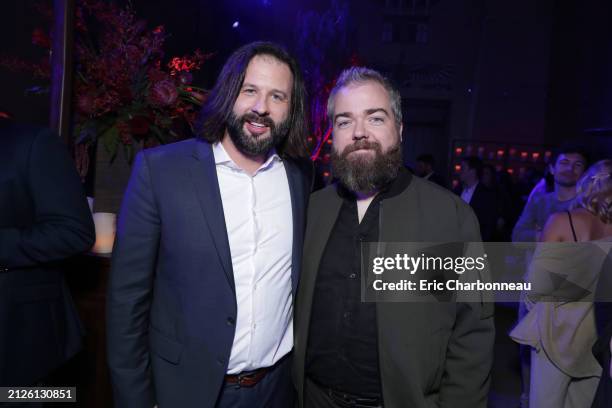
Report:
251,96,269,116
352,119,367,140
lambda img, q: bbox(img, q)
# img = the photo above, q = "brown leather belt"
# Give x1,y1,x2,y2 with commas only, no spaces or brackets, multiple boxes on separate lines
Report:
224,366,270,387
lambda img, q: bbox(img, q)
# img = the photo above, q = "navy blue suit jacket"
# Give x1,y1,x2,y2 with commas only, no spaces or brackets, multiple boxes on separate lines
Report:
0,122,95,386
107,138,309,408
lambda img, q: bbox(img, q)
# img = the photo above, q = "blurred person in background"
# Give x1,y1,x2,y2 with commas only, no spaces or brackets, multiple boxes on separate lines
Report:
455,156,498,241
511,159,612,408
512,145,588,243
0,121,95,396
415,153,446,188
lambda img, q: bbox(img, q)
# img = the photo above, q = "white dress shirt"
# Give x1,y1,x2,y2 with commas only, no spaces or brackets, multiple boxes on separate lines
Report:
461,182,478,204
212,142,294,374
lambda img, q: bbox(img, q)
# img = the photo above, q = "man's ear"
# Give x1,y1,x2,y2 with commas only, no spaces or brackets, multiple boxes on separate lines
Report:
549,163,555,176
398,123,403,142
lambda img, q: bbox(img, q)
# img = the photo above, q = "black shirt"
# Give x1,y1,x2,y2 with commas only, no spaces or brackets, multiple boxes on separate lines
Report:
305,169,411,398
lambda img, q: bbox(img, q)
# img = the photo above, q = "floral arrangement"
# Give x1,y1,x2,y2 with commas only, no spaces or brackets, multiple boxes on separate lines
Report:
72,0,212,177
0,1,212,178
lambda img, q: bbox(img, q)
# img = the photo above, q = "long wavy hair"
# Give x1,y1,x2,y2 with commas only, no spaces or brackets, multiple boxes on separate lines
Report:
572,159,612,223
195,41,309,159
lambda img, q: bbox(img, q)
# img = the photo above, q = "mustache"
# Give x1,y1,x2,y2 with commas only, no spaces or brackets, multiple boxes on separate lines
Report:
341,140,381,157
241,112,275,128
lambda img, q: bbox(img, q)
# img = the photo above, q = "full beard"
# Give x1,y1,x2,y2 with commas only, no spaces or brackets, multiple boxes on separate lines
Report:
331,140,403,194
226,111,290,157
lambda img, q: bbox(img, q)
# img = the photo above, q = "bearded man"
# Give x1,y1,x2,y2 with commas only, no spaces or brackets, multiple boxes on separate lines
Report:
292,67,495,408
107,42,311,408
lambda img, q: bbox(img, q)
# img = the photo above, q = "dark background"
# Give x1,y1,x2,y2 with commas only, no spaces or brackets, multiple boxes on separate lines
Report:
3,0,612,173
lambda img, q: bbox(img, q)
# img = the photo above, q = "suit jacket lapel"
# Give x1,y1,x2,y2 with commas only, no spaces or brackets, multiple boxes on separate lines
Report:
296,186,342,367
189,140,235,293
302,185,343,297
284,160,306,296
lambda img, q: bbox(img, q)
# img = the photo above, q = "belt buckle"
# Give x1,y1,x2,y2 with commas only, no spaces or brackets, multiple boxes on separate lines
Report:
327,390,354,408
237,371,253,387
327,389,381,408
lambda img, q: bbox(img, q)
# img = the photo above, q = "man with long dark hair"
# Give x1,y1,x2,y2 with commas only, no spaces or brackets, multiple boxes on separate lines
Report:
108,41,311,408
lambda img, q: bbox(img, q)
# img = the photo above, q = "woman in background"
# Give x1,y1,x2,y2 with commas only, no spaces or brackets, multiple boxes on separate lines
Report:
511,159,612,408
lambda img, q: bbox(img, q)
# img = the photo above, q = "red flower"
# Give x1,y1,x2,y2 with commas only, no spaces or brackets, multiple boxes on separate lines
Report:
76,93,96,115
148,79,178,107
128,116,150,136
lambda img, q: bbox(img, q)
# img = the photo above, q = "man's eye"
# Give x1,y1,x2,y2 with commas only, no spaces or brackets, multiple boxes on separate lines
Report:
272,94,286,102
336,120,351,128
369,117,384,124
243,88,256,95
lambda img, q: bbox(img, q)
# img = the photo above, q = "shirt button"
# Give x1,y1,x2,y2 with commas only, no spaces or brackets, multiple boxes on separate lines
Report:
349,273,356,279
227,317,235,326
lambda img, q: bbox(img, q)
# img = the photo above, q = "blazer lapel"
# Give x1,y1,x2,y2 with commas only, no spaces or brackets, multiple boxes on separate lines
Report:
295,185,342,402
284,160,306,296
189,140,235,293
302,185,343,298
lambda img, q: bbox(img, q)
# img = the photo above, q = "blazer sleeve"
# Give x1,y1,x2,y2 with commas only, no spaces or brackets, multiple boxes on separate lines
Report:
107,151,159,408
0,128,95,269
439,202,495,408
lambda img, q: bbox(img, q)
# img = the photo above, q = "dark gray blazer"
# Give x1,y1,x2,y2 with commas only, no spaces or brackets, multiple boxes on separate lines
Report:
294,175,495,408
0,122,95,386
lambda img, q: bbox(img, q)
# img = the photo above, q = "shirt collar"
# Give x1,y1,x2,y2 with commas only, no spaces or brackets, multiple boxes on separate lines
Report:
212,141,281,173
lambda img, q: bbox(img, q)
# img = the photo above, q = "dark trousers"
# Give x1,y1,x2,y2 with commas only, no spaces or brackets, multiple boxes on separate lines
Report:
215,355,294,408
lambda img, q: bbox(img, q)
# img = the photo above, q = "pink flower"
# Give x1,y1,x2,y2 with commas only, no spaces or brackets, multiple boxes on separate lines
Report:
148,79,178,107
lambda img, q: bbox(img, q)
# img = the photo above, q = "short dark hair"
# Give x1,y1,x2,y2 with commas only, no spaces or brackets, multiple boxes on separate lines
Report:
551,142,590,167
416,153,435,167
462,156,484,179
196,41,309,159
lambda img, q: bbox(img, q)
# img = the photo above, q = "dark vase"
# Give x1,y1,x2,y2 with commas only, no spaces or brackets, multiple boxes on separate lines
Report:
92,140,142,214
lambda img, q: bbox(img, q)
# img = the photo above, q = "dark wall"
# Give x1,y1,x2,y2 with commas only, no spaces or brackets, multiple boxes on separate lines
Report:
0,1,52,125
3,0,612,162
133,0,334,88
470,0,554,145
546,0,612,144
